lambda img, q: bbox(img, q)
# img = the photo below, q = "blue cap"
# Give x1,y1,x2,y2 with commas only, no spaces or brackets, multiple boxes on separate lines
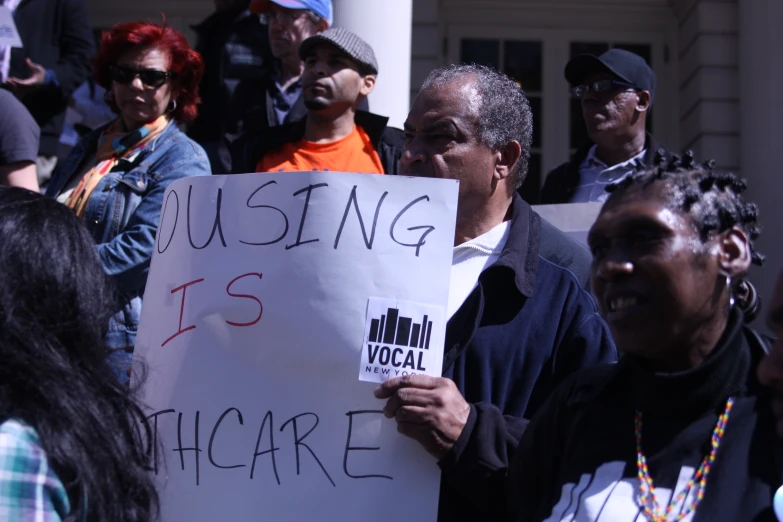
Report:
252,0,333,26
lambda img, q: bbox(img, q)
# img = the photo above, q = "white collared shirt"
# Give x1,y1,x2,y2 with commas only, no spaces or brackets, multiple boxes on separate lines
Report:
571,145,646,203
448,220,511,318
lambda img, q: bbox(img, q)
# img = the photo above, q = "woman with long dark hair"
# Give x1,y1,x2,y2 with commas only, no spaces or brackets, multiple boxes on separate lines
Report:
509,155,780,521
45,20,210,382
0,187,157,521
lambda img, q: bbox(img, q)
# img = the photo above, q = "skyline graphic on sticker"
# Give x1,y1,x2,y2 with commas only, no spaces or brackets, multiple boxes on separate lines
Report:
359,297,444,383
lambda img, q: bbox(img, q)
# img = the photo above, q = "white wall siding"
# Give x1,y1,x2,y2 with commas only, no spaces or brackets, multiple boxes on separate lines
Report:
679,67,738,116
411,0,440,101
674,0,739,171
739,0,783,330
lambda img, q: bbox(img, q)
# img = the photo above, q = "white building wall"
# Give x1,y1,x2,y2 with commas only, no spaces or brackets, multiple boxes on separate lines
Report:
739,0,783,324
332,0,413,129
673,0,740,172
410,0,440,102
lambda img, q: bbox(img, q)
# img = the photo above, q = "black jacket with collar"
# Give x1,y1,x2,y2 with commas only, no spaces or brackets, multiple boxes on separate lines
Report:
228,110,405,174
7,0,94,157
436,193,617,522
540,132,672,204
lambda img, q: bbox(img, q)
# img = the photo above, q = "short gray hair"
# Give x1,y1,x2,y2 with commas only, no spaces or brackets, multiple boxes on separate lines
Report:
420,64,533,189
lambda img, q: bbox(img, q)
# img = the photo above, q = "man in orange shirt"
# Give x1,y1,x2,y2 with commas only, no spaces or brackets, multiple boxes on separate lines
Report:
229,27,404,174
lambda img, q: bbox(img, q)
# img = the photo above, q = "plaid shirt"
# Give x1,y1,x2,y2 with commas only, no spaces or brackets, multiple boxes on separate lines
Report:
0,419,70,521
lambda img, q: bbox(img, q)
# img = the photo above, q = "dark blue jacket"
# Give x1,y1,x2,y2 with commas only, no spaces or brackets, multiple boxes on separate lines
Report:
436,193,617,522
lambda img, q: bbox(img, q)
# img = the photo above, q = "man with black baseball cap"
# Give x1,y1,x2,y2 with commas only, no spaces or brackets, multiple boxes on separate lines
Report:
541,48,671,203
230,27,404,174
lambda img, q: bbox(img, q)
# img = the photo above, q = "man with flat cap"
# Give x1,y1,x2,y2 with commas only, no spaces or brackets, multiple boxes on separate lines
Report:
230,27,404,174
541,48,671,203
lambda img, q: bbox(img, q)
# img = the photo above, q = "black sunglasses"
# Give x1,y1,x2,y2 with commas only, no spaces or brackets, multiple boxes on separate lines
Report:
109,65,176,88
569,79,637,99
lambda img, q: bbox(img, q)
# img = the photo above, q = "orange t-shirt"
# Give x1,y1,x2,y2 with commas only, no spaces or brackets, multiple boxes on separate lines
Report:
256,125,385,174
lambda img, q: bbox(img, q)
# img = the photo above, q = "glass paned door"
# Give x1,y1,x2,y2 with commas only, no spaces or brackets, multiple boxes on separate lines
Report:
460,38,543,204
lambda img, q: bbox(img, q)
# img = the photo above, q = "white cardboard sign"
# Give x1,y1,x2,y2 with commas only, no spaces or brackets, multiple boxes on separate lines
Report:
532,202,603,246
133,172,458,522
0,7,23,48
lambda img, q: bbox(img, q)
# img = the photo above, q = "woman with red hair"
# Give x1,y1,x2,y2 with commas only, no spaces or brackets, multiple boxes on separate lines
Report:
46,20,210,382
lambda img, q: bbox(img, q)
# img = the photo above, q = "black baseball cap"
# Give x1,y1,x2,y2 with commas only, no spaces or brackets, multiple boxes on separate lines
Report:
565,48,656,101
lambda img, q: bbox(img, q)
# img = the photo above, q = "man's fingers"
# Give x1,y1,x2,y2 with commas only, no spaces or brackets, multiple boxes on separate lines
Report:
25,58,42,71
382,387,436,418
393,405,433,424
374,374,444,398
6,77,33,87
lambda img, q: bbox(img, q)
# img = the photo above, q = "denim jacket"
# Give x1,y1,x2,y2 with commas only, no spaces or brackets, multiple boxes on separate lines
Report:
46,119,210,354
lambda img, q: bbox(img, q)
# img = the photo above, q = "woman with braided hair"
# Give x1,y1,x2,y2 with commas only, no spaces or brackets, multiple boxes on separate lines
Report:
508,153,780,522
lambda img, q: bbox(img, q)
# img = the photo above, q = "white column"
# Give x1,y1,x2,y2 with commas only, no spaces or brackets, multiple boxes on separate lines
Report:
739,0,783,320
332,0,412,129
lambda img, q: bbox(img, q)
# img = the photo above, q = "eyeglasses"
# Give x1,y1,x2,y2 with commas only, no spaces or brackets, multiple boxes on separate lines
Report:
109,65,176,88
569,79,637,99
263,9,307,25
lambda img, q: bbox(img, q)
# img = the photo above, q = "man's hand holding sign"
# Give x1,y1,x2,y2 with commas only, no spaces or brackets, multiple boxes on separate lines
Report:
375,375,470,460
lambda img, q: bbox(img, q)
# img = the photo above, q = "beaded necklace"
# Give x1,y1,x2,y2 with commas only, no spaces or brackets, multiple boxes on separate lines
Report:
634,397,734,522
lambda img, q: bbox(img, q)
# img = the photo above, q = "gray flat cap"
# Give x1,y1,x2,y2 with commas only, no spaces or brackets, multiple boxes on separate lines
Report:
299,27,379,76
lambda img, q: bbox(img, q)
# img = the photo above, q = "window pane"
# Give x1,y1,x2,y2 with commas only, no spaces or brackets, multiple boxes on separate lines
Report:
517,153,541,204
460,39,500,69
529,96,541,148
570,42,609,58
503,40,542,92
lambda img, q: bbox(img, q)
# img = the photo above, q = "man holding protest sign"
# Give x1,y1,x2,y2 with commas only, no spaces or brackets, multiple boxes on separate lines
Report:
376,64,617,522
229,27,404,174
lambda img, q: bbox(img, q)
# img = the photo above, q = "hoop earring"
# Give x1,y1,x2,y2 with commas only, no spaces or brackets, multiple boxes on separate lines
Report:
167,99,177,113
725,274,735,308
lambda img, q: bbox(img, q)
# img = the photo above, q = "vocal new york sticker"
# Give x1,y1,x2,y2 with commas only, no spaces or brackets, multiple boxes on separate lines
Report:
359,297,444,383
